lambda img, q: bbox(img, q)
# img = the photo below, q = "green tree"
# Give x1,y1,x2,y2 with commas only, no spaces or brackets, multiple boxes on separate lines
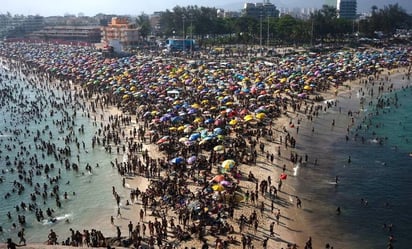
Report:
136,14,151,41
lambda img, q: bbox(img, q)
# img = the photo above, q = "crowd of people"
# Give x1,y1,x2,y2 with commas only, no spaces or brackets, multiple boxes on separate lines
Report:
0,41,410,248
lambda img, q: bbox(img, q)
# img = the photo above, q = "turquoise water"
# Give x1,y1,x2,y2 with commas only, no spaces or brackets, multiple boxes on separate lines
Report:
0,66,126,243
293,78,412,248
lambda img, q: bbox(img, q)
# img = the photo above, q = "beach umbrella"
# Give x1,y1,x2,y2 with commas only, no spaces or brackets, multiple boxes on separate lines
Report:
187,155,197,165
213,145,225,152
178,137,188,142
220,180,232,187
170,157,185,164
256,113,266,120
204,118,214,124
193,117,203,123
156,136,169,144
183,126,193,133
244,115,254,122
191,103,201,109
212,174,225,182
171,116,183,123
189,133,201,141
213,127,223,135
160,116,169,122
229,119,238,126
221,159,236,171
212,184,225,192
187,108,197,114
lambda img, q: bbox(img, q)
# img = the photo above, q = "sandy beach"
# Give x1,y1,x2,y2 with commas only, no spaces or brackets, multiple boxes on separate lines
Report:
0,43,411,249
65,68,410,249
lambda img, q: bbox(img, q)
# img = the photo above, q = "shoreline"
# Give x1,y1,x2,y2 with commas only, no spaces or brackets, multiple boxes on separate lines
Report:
0,43,411,249
285,68,412,248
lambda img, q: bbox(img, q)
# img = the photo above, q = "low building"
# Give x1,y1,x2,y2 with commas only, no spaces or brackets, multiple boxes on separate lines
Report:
30,26,101,43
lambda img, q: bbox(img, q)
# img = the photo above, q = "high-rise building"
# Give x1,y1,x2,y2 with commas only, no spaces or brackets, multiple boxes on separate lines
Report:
242,1,279,19
324,0,337,8
101,17,140,49
337,0,357,19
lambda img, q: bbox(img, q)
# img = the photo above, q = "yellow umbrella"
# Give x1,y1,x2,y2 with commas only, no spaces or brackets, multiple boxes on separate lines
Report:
191,103,201,109
193,117,203,123
177,125,186,131
244,115,254,122
221,159,235,170
229,119,238,126
169,127,177,131
212,184,224,192
256,113,266,120
303,85,312,90
213,145,225,151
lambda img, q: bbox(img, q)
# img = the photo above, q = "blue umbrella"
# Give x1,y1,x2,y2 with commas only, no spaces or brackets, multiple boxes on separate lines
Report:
189,133,201,141
204,118,214,124
170,157,184,164
171,116,183,123
187,108,197,114
213,127,223,135
159,116,169,122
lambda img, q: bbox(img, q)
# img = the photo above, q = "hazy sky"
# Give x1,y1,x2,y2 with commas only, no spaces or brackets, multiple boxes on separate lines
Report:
3,0,412,16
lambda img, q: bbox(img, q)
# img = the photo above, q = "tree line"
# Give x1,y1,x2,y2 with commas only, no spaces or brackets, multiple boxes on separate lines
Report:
137,3,412,47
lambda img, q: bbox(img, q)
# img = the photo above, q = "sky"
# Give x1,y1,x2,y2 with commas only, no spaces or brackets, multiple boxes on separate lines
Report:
3,0,412,16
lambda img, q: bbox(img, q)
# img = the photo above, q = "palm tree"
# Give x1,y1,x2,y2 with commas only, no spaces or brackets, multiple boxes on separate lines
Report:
136,14,151,41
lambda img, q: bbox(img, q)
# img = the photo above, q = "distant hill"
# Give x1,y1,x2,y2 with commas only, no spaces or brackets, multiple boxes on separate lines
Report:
216,0,412,14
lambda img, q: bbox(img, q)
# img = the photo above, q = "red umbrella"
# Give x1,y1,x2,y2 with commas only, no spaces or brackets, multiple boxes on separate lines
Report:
280,173,287,180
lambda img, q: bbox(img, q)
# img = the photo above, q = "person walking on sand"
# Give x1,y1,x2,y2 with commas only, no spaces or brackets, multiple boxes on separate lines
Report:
269,222,275,236
128,221,133,238
276,209,281,225
296,197,302,208
17,228,26,245
263,237,269,249
6,238,21,249
116,226,121,240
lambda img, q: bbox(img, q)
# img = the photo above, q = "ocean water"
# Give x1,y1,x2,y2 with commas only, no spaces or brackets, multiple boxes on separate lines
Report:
293,76,412,249
0,65,126,243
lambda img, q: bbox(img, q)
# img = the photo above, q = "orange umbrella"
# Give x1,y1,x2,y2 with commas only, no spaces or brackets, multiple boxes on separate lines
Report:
212,175,225,182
